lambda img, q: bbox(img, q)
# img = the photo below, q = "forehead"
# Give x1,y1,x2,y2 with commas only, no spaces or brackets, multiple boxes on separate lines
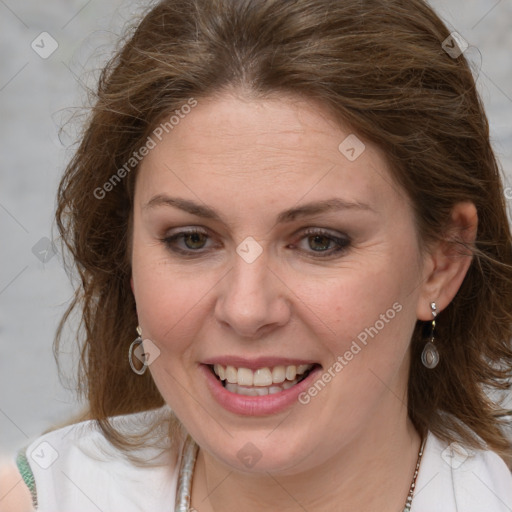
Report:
136,92,403,218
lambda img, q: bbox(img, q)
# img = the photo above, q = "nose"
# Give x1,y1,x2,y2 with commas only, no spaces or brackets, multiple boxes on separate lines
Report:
214,245,291,339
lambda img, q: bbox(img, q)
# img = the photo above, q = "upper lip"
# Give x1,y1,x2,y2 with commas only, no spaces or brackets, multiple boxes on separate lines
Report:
202,356,320,370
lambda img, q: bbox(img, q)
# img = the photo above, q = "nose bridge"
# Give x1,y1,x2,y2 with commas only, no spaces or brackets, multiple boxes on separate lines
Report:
229,239,273,310
214,239,289,337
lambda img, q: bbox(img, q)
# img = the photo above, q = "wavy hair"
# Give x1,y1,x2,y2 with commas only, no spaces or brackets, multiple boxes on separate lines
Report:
55,0,512,461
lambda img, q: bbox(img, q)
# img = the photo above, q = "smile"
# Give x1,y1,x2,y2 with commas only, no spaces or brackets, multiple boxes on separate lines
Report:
210,363,316,396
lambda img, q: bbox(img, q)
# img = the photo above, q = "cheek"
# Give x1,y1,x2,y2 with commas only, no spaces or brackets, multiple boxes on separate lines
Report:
131,243,221,364
134,271,200,343
297,262,404,333
294,245,419,367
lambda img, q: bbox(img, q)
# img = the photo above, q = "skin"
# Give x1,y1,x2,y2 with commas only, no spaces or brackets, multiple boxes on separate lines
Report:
0,461,34,512
130,90,477,511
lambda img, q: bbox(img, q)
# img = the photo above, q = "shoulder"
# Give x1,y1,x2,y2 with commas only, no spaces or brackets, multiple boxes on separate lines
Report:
412,431,512,512
15,406,185,512
0,458,35,512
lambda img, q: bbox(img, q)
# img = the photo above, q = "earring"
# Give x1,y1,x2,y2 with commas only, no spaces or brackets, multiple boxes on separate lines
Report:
421,302,439,369
128,326,148,375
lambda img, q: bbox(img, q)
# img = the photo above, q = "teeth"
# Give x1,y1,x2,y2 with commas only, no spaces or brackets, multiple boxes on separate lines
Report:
285,365,297,380
253,368,273,386
212,363,314,386
237,367,253,386
226,383,270,396
225,379,299,395
214,364,225,380
272,366,286,383
226,366,237,384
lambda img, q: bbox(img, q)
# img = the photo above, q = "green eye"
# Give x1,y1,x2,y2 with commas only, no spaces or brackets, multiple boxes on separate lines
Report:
296,229,351,258
308,234,333,251
163,228,211,255
181,232,208,250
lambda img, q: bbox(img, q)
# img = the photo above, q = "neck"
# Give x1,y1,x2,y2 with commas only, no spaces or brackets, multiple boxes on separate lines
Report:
190,413,422,512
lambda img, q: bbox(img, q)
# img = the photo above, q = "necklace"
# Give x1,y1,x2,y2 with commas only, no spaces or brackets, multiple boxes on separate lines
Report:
175,435,427,512
403,435,427,511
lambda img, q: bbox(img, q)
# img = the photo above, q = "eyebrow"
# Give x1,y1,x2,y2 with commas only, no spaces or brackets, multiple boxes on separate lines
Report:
143,195,376,223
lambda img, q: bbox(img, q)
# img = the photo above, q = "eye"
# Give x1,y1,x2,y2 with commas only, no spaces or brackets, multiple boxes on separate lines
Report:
162,228,212,254
161,227,351,259
293,228,351,258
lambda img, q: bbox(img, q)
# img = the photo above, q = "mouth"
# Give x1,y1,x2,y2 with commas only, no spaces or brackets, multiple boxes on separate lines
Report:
207,363,321,396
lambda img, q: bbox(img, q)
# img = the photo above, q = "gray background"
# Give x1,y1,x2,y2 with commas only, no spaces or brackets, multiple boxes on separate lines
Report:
1,0,511,456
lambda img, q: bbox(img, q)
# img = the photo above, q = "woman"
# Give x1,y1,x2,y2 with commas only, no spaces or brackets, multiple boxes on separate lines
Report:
5,0,512,510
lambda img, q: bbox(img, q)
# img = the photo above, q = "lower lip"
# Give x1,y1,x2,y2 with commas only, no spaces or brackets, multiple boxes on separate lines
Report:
200,364,323,416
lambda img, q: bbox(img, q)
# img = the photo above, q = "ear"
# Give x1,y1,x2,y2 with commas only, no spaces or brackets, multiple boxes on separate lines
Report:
416,201,478,321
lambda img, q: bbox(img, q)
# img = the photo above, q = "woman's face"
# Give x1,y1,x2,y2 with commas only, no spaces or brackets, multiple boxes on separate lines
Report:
131,91,428,474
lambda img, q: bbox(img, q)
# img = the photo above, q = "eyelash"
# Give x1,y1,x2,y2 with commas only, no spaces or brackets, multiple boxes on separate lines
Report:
161,227,351,259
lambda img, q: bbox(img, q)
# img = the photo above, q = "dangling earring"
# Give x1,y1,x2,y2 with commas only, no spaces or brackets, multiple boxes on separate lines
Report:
421,302,439,369
129,326,148,375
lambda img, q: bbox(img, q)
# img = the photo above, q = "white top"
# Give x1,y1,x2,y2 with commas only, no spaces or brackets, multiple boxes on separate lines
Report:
16,407,512,511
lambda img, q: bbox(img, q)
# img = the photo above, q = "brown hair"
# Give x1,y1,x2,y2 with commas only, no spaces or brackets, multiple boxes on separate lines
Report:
55,0,512,461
